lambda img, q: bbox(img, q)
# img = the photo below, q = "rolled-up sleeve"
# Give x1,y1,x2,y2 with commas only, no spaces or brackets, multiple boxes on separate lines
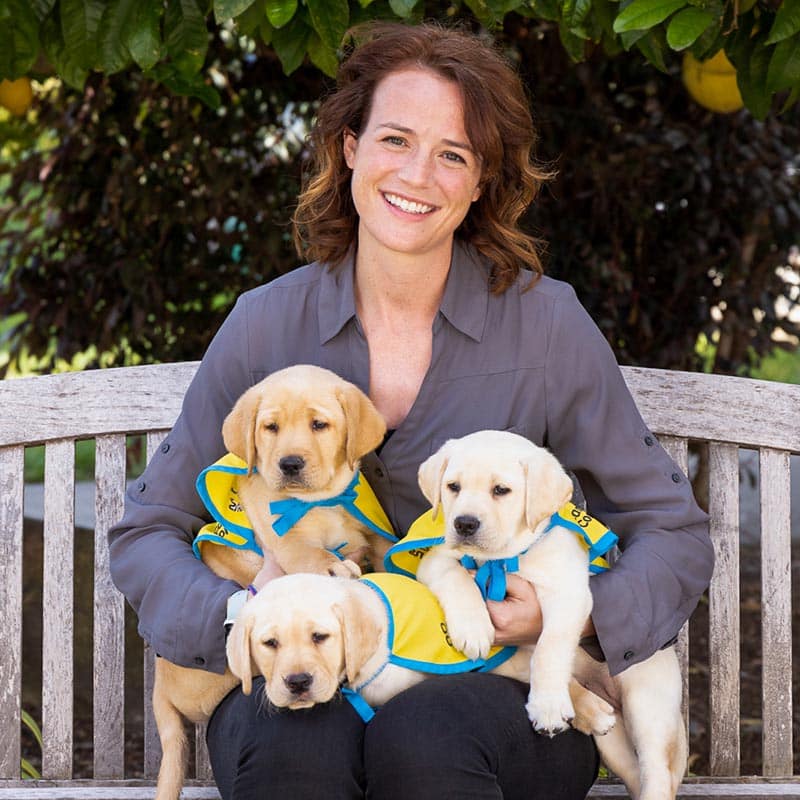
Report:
544,285,714,676
108,295,255,672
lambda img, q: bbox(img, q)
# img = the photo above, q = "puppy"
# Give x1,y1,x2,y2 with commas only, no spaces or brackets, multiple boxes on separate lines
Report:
153,365,395,800
226,571,616,738
219,364,395,577
415,430,686,800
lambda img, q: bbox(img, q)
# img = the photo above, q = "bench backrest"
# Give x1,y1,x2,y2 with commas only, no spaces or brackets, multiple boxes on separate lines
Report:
0,363,797,782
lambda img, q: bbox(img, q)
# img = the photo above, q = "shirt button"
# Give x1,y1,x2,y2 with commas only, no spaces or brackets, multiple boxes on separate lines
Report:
671,472,682,483
623,650,635,661
193,656,205,666
136,481,146,493
644,435,654,446
161,442,171,454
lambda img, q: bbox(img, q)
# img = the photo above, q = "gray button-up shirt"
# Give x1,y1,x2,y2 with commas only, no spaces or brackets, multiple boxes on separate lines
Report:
109,241,712,676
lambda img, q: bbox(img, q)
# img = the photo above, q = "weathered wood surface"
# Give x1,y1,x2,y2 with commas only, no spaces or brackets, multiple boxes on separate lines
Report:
2,364,799,451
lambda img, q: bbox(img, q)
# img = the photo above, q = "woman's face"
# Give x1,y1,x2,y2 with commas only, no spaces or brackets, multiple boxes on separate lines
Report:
343,68,482,266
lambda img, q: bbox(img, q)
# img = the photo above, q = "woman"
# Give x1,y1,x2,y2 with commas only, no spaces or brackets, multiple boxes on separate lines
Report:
109,22,713,799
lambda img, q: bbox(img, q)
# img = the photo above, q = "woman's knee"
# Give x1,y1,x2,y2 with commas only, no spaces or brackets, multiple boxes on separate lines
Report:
208,681,365,799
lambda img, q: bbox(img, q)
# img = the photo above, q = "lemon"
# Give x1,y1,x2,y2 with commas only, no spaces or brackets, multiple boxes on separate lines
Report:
682,51,744,114
0,77,34,116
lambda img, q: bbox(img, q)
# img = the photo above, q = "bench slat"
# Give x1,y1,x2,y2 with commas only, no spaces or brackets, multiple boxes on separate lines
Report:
759,448,793,777
93,436,128,778
658,435,691,744
142,432,168,780
0,445,24,779
42,441,76,779
708,442,741,776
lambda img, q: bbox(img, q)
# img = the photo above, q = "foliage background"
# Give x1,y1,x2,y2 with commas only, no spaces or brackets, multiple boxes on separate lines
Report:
1,14,799,377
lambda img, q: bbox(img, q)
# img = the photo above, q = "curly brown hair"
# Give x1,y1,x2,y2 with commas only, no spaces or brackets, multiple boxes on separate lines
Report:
292,21,554,292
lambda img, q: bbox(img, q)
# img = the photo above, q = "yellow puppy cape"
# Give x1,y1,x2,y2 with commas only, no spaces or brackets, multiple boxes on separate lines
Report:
383,502,618,588
342,572,518,722
192,453,397,561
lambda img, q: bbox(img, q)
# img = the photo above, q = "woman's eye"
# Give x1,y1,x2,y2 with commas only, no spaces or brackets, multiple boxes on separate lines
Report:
311,420,329,431
442,151,467,164
382,135,406,147
312,632,329,644
447,481,461,494
492,485,511,497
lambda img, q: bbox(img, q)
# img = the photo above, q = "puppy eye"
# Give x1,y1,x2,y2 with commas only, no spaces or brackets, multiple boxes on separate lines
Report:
263,422,278,433
311,632,329,644
263,638,279,649
311,420,329,431
492,485,511,497
447,482,461,494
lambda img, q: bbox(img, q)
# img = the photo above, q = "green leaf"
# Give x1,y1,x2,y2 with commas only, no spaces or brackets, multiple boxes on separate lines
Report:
306,0,348,49
307,30,338,75
60,0,104,69
21,711,43,749
613,0,688,33
666,6,713,49
234,0,266,33
164,0,209,77
214,0,256,24
636,27,670,71
558,22,587,60
265,0,297,28
39,11,88,87
766,32,800,93
388,0,418,16
271,15,311,73
531,0,561,22
98,0,138,73
21,758,40,780
150,62,220,106
730,32,772,119
0,0,40,77
766,0,800,45
562,0,593,33
123,0,162,70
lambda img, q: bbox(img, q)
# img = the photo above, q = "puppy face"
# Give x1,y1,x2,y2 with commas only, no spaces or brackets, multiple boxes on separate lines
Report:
226,574,348,709
226,573,383,709
418,430,574,558
222,365,386,495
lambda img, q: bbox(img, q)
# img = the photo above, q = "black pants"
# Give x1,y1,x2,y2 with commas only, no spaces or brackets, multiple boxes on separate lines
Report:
206,673,599,799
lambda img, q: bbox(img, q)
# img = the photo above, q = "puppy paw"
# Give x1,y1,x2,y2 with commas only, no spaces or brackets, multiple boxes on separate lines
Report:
571,693,616,737
526,690,575,737
446,609,494,661
328,558,362,579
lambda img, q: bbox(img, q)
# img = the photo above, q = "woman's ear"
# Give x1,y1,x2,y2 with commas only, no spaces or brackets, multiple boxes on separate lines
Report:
343,129,358,169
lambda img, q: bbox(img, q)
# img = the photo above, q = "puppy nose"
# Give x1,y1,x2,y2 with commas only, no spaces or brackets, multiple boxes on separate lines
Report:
279,455,305,476
454,515,481,537
284,672,313,695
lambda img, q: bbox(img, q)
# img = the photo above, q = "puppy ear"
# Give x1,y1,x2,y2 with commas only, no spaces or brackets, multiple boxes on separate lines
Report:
222,385,261,473
226,607,256,695
523,452,574,531
334,593,383,686
337,385,387,469
417,444,450,520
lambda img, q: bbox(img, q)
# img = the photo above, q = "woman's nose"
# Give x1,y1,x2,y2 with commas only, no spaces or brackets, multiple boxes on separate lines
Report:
398,149,434,185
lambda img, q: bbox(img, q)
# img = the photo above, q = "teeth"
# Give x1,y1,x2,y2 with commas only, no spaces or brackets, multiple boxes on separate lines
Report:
384,193,433,214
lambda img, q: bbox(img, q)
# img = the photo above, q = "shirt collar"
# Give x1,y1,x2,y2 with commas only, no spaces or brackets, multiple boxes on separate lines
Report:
317,240,490,346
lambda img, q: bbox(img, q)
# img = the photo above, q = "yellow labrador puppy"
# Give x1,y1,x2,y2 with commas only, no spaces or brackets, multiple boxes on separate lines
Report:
226,571,616,738
153,365,394,800
415,430,686,800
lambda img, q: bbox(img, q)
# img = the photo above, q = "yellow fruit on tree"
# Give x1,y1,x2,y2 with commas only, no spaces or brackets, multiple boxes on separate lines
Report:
682,51,744,113
0,77,34,116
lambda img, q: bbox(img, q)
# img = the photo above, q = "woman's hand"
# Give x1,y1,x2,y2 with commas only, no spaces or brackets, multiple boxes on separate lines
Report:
486,573,543,646
250,550,285,592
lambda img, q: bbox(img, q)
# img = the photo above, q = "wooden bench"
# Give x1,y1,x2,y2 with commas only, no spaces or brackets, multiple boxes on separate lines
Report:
0,362,797,799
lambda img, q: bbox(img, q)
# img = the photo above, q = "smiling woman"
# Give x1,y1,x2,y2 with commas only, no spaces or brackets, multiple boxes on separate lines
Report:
108,20,712,800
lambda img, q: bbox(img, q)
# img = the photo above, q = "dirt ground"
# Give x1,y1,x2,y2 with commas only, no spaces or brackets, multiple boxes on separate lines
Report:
19,526,800,781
